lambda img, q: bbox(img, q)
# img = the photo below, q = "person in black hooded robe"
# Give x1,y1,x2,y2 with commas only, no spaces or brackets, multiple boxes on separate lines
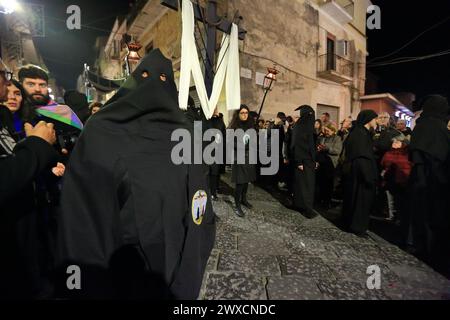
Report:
207,109,226,200
341,110,378,237
290,105,319,219
55,49,215,300
409,95,450,274
229,105,256,218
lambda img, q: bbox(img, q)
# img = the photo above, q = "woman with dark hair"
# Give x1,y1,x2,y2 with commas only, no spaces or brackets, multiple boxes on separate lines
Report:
1,79,35,138
291,105,319,219
229,105,257,218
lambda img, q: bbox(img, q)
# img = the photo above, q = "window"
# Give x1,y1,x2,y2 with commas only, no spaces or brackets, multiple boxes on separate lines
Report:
317,104,340,126
337,40,349,57
326,36,336,70
343,40,349,56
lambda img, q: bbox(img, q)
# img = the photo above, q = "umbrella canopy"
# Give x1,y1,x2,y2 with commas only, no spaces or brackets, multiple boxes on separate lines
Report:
36,101,84,130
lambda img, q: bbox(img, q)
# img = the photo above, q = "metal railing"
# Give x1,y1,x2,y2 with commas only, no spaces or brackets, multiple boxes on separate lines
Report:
318,54,354,78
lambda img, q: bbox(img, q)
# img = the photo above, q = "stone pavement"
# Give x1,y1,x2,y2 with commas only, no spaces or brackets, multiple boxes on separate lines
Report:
199,177,450,300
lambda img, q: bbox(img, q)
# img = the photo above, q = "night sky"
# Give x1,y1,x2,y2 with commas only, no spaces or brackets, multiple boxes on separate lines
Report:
23,0,450,101
368,0,450,101
23,0,132,90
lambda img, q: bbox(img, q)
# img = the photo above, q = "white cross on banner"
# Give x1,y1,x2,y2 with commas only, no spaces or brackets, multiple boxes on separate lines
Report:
178,0,241,119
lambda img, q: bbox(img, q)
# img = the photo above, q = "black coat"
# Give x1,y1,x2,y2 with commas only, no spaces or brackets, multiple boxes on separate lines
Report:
207,115,226,176
291,106,317,214
230,120,257,184
374,126,401,161
229,110,257,185
56,50,215,300
409,96,450,230
342,124,378,234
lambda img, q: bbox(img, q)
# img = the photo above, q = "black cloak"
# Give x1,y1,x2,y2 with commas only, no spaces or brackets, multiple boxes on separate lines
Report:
56,49,215,300
208,114,227,176
410,95,449,162
342,110,378,235
409,95,450,267
291,105,317,216
291,105,316,166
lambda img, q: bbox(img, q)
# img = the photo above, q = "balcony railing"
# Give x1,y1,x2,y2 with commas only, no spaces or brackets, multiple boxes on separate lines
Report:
318,54,354,83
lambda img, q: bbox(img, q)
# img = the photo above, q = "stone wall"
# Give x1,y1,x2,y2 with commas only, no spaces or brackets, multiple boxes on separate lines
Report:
125,0,368,123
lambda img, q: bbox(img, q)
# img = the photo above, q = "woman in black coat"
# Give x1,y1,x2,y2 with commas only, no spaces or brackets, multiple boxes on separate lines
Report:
229,105,257,217
341,110,379,237
290,105,319,219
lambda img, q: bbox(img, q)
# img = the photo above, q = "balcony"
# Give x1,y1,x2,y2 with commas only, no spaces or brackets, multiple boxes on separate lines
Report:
317,54,354,84
319,0,354,25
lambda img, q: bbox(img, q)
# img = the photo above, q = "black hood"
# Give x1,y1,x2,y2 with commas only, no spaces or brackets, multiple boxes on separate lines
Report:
356,110,378,126
64,90,90,123
411,95,450,161
420,95,449,121
97,49,186,128
291,105,316,163
295,105,315,133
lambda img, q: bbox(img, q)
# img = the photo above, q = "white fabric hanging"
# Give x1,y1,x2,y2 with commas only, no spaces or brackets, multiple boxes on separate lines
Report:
178,0,241,119
226,24,241,113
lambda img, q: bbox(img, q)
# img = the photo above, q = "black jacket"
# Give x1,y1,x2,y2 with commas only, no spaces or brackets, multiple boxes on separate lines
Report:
1,105,58,298
0,105,58,213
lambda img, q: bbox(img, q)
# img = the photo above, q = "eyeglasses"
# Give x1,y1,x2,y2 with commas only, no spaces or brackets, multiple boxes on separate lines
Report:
240,111,249,115
1,70,13,81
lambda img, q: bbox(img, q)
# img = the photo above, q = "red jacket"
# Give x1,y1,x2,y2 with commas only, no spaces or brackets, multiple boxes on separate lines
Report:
381,147,413,187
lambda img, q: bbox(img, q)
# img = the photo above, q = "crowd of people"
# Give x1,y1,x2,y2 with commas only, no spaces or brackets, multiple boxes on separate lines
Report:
232,101,450,277
1,49,449,300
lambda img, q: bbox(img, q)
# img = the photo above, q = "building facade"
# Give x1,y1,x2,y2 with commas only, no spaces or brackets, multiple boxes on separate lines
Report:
0,5,63,100
95,0,372,124
361,93,415,127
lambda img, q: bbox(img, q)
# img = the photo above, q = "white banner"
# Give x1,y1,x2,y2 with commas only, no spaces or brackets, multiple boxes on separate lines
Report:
178,0,241,119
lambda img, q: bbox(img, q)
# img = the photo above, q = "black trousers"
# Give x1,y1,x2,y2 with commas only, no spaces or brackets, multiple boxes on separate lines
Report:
389,187,411,246
209,174,220,197
234,183,249,207
293,163,316,215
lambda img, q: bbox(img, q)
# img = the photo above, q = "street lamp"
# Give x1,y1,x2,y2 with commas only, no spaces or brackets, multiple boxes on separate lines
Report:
125,42,142,76
0,0,20,14
257,65,279,120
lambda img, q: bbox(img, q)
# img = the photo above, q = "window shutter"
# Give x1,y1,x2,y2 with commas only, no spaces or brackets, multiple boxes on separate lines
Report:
336,40,347,58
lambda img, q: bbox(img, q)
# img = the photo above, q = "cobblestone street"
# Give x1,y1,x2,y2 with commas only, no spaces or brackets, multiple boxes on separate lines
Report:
199,177,450,300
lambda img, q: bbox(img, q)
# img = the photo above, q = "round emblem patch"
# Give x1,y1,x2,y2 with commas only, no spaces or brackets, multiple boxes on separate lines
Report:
192,190,208,225
243,134,250,145
215,133,222,144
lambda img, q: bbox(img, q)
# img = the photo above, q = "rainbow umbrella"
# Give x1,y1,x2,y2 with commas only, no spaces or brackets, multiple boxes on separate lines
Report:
36,101,84,130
